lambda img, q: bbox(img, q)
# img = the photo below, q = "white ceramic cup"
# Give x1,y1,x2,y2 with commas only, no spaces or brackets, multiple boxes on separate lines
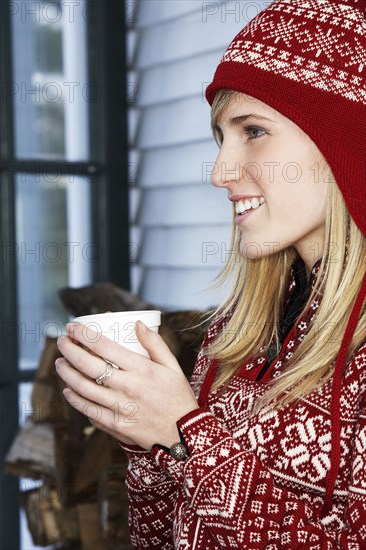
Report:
72,310,161,359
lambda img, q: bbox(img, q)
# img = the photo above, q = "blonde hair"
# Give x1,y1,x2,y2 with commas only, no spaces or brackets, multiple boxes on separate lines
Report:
192,89,366,411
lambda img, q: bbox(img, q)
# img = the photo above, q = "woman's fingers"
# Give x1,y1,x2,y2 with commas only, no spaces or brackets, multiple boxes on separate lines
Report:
134,321,181,371
63,323,150,372
62,387,136,440
62,387,112,426
57,360,140,426
56,337,110,381
55,321,197,450
55,358,118,406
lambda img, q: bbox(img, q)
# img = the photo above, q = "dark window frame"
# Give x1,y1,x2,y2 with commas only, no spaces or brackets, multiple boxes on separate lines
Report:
0,1,130,547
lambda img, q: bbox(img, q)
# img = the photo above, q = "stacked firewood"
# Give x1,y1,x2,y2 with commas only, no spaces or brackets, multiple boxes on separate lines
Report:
5,282,213,548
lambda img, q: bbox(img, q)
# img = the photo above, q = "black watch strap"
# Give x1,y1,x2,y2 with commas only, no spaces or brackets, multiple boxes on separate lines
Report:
152,428,190,460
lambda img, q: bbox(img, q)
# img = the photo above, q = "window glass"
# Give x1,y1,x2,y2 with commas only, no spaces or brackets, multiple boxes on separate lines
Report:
11,0,89,161
15,174,93,369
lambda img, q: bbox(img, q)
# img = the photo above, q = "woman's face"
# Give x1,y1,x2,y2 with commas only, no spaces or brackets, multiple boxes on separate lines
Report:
211,93,328,273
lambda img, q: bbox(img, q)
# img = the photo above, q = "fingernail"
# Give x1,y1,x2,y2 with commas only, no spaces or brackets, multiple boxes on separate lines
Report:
138,320,148,333
63,389,71,400
57,336,65,346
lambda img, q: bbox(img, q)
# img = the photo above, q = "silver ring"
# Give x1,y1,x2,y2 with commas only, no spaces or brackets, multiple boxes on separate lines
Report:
95,362,116,385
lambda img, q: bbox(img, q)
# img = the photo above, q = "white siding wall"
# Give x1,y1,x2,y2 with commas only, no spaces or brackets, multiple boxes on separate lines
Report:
127,0,268,310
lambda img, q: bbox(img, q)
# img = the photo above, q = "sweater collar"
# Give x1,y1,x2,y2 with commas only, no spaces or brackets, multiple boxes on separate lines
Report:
291,255,322,292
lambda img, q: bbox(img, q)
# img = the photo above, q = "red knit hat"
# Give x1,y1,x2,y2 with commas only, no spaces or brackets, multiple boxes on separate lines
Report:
205,0,366,517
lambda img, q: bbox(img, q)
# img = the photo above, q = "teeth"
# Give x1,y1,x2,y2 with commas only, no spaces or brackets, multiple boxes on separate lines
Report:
235,201,246,214
235,197,265,215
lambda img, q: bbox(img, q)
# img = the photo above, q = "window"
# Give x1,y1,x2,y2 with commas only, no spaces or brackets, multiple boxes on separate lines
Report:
0,1,129,548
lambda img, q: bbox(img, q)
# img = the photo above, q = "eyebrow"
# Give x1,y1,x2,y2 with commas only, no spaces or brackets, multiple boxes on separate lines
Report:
215,114,276,131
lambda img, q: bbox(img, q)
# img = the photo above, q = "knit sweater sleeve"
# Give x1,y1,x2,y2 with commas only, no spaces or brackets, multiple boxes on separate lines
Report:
118,440,185,549
150,398,366,549
116,331,213,549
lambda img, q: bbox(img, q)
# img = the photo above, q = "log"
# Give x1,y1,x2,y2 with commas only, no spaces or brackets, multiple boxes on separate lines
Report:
9,282,215,548
59,281,164,317
35,336,63,381
20,484,79,546
31,380,67,424
4,421,86,500
4,421,56,480
77,502,105,549
162,309,214,379
73,428,125,501
163,309,213,346
53,424,87,507
98,464,131,548
31,336,68,424
56,373,92,437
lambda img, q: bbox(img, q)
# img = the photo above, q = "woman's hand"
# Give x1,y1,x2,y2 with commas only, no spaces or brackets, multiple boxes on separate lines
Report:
55,321,199,450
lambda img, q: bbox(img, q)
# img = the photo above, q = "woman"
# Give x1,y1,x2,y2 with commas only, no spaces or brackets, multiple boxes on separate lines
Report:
56,0,366,547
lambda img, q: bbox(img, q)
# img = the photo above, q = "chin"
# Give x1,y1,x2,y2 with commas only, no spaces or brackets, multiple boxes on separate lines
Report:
240,239,288,261
239,242,264,261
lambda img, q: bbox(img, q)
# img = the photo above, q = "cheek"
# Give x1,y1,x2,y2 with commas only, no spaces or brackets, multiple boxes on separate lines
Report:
300,177,328,215
283,192,325,229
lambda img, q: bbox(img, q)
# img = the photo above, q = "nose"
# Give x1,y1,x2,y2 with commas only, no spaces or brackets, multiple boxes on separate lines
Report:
210,143,242,188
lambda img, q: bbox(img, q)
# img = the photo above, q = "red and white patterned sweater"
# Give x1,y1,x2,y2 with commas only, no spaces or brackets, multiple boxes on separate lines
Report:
119,260,366,549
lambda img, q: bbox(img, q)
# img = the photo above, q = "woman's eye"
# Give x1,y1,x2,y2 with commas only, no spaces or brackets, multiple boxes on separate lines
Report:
243,126,266,140
214,126,265,148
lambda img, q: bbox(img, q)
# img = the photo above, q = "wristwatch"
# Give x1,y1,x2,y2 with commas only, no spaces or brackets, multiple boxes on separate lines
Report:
169,441,189,461
152,429,189,461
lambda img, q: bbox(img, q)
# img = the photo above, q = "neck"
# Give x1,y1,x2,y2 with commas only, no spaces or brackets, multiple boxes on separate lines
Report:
297,250,322,282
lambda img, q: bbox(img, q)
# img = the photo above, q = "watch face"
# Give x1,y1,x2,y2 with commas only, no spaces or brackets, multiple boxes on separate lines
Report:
170,442,188,460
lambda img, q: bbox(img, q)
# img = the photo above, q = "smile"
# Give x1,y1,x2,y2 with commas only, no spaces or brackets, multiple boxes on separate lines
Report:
235,201,264,225
235,196,265,215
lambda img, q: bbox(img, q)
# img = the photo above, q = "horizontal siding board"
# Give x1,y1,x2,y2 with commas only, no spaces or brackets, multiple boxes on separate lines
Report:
139,141,217,188
137,0,202,28
141,267,229,310
136,16,228,70
129,223,143,294
137,51,221,107
130,264,143,295
126,0,138,28
137,96,210,149
138,226,233,267
135,1,267,69
137,185,232,227
127,69,139,103
129,225,142,264
128,148,140,185
126,29,138,66
128,108,141,147
128,0,265,310
129,188,141,224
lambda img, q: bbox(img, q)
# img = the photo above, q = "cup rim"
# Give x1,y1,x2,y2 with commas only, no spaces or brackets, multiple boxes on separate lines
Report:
73,310,161,324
